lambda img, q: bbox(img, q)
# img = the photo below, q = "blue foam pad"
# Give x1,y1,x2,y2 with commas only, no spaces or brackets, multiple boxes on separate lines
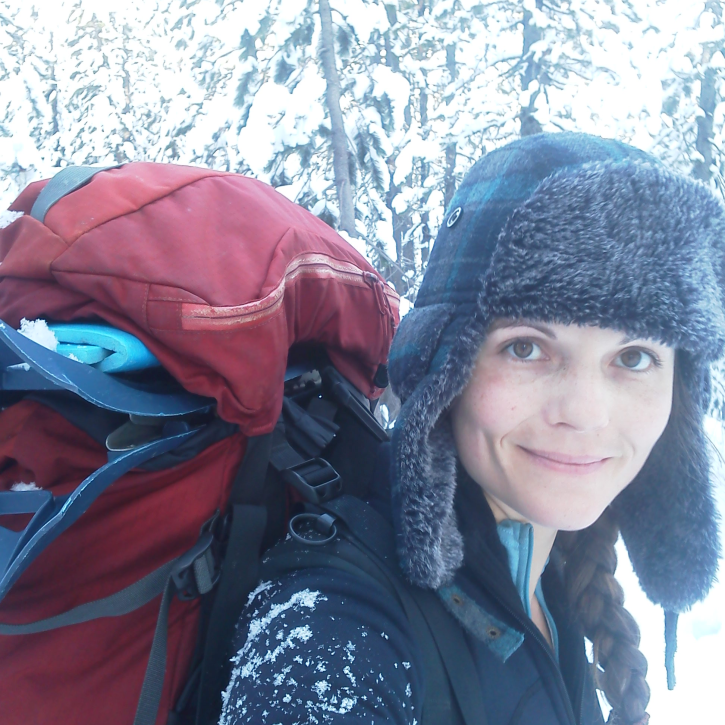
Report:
48,323,161,372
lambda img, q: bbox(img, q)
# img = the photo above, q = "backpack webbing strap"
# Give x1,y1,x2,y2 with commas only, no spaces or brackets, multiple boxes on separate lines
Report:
0,427,201,603
0,557,175,635
0,540,218,725
320,495,489,725
30,165,119,222
133,573,175,725
262,537,460,725
193,433,273,725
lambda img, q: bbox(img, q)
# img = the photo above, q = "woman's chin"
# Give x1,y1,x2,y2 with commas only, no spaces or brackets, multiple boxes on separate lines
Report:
517,500,608,532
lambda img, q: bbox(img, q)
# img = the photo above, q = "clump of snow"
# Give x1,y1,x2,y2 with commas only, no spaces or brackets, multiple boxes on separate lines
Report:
8,363,31,371
343,665,356,686
245,579,275,608
10,482,40,491
18,319,58,351
312,680,330,697
222,588,326,710
0,210,23,229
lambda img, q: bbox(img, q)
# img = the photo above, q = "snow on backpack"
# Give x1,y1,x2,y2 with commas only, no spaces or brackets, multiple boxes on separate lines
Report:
0,164,399,725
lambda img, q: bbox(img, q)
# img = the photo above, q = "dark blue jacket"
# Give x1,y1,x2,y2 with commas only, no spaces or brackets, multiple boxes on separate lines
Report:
219,442,605,725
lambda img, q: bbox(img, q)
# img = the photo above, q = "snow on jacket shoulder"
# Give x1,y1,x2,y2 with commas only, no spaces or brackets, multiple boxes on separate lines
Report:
219,566,425,725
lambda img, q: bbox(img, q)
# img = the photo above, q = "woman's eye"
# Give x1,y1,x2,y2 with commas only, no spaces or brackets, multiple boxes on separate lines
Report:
504,340,543,361
617,349,661,372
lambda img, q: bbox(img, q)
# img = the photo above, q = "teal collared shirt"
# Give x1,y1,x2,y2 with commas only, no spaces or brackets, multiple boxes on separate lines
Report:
438,520,559,663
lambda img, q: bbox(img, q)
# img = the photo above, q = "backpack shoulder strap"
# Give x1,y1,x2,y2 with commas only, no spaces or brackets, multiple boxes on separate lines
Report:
262,528,462,725
321,495,489,725
264,495,488,725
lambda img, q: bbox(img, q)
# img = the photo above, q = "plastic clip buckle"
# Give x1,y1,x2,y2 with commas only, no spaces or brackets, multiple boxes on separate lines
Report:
171,531,220,601
282,458,342,504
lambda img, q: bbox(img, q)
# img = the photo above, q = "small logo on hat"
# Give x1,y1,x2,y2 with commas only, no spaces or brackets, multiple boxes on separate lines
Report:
446,207,462,228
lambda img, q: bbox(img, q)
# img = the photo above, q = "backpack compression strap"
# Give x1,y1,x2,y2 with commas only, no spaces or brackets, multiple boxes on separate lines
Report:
188,385,345,725
30,165,120,223
191,433,272,725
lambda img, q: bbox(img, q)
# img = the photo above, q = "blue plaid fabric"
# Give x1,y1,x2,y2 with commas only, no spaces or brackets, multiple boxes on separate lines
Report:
416,132,654,308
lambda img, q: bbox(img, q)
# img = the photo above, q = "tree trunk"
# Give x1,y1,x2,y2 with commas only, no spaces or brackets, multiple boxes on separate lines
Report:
47,34,60,140
693,1,722,182
418,86,430,268
382,10,407,295
520,0,544,137
694,50,717,182
318,0,356,236
444,43,457,209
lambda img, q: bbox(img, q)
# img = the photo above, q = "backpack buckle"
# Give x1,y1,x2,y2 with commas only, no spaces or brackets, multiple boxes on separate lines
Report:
171,532,220,601
281,458,342,504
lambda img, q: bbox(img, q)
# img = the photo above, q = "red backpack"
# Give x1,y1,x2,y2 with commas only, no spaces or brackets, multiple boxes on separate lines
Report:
0,164,399,725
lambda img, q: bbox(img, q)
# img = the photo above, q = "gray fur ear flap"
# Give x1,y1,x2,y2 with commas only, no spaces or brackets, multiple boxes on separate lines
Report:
388,304,456,402
391,405,464,589
611,353,722,612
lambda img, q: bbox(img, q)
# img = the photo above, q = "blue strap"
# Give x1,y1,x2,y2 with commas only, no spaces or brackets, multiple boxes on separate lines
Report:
665,609,678,690
0,428,199,603
30,166,118,223
0,320,211,417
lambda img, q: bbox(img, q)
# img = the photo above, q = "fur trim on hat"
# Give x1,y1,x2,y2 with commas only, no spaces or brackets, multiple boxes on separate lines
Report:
387,304,456,402
611,352,721,612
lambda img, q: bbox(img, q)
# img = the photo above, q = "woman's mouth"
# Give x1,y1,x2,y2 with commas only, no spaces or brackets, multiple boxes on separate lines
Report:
519,446,610,474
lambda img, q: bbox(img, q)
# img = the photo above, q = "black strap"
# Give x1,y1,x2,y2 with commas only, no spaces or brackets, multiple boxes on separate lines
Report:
30,165,119,222
320,496,488,725
193,434,273,725
414,590,490,725
262,533,460,725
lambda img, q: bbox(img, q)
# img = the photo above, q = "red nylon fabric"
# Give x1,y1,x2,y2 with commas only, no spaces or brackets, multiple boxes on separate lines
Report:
0,163,399,434
0,164,399,724
0,402,245,725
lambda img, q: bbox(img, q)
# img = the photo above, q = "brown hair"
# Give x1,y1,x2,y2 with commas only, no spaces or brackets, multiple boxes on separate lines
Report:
556,350,711,724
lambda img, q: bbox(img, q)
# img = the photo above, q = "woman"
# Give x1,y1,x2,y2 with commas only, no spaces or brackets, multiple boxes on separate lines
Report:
219,132,724,725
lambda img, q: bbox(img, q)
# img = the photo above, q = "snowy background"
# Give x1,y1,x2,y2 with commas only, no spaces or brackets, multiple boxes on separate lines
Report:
1,0,724,721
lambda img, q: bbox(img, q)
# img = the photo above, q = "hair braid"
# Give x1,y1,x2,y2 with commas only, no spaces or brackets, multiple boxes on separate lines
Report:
557,509,650,725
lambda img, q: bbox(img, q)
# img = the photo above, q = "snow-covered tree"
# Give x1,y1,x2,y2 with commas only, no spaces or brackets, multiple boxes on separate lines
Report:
1,0,723,301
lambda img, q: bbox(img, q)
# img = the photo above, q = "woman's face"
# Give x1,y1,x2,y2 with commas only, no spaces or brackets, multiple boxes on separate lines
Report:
449,318,675,531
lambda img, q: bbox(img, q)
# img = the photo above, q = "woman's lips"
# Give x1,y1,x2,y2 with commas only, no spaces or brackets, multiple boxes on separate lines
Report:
520,446,611,474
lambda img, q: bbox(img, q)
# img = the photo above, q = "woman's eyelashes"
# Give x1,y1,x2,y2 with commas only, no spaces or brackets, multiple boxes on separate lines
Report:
501,338,663,373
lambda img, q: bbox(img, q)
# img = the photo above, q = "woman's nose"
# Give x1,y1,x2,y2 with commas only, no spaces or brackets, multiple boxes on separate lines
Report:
543,366,611,431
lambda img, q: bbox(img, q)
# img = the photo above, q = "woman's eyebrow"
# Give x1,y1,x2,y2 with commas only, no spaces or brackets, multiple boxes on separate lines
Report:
488,320,636,345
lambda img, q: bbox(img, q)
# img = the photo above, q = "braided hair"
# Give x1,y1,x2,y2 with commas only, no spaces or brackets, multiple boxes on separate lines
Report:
557,511,649,724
